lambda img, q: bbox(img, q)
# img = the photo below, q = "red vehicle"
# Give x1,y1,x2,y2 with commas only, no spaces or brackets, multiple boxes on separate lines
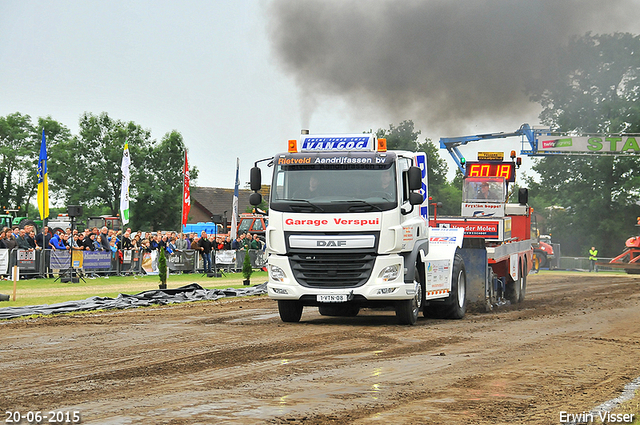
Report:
236,213,268,237
598,217,640,274
533,235,556,269
430,153,534,307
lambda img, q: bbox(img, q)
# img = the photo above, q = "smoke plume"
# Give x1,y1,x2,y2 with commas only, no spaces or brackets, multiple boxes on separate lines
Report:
267,0,640,132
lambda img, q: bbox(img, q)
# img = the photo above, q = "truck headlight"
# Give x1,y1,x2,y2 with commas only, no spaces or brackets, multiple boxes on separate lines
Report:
269,265,286,282
378,264,400,282
377,287,398,295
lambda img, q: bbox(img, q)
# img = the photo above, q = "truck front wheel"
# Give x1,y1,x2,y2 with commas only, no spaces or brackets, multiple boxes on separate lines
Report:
424,254,467,319
277,300,303,323
396,268,423,325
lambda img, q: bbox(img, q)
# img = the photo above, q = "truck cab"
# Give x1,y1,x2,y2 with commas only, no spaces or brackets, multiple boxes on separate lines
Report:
249,133,467,325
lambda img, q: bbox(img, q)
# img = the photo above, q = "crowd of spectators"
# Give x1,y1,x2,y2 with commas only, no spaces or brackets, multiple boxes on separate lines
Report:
0,224,266,278
0,225,264,254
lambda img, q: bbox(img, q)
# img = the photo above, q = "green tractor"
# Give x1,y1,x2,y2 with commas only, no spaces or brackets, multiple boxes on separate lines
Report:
1,208,44,233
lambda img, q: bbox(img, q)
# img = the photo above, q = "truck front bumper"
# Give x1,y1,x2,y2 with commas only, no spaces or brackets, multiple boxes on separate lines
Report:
266,254,416,302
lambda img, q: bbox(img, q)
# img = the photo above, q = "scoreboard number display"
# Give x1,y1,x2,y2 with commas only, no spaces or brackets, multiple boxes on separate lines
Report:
464,162,515,182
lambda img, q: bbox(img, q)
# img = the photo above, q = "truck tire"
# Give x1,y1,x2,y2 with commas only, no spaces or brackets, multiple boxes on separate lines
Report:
318,304,360,317
535,251,548,269
277,300,303,323
445,254,467,319
424,254,467,319
19,219,37,233
506,260,524,304
396,264,423,325
518,260,527,303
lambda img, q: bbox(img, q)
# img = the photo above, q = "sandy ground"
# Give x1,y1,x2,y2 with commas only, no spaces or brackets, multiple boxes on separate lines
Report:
1,272,639,424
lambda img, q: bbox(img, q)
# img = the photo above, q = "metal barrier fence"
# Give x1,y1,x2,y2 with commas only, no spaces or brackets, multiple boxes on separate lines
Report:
0,248,268,279
557,256,616,272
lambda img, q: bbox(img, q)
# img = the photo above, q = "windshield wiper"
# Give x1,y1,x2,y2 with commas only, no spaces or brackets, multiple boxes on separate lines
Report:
337,200,382,212
288,199,325,212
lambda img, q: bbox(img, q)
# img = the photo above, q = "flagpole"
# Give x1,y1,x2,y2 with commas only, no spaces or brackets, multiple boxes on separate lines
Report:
181,150,186,232
40,158,44,221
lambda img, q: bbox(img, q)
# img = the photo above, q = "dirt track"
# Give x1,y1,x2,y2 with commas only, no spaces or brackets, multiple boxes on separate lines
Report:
1,272,639,424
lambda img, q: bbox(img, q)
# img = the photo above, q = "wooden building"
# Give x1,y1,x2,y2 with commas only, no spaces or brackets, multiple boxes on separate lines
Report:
188,185,269,224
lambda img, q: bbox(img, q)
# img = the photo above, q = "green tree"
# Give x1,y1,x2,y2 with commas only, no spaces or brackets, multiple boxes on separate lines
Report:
48,112,198,231
0,113,35,211
375,120,461,215
527,32,640,256
49,112,153,214
134,130,198,231
242,247,253,284
0,113,71,218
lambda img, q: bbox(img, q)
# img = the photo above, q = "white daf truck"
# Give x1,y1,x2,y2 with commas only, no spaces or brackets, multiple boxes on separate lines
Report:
248,133,466,325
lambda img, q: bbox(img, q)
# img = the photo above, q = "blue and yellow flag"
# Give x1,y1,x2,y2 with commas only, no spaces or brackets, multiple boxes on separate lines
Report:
37,129,49,220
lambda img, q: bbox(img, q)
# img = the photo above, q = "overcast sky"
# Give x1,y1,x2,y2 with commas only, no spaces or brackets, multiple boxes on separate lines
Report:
2,0,639,189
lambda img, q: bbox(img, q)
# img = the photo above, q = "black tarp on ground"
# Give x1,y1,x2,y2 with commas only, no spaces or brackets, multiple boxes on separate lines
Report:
0,282,267,320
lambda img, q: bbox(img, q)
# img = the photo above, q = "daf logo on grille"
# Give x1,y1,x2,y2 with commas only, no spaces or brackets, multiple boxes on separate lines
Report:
289,235,375,249
317,240,347,247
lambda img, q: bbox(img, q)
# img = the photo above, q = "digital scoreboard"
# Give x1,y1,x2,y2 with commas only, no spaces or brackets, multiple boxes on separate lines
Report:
464,162,515,182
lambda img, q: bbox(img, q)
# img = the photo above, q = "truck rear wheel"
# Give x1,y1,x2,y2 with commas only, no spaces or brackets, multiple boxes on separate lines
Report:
277,300,303,323
506,260,524,304
318,304,360,317
518,260,527,303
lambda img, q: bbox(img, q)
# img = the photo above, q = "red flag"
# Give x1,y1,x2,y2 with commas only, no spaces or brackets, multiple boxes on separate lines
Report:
182,151,191,227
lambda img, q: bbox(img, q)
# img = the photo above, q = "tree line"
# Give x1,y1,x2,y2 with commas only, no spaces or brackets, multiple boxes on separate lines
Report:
2,32,639,257
380,33,640,258
0,112,198,231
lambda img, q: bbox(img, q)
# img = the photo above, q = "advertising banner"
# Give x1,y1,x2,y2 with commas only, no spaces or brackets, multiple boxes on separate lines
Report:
538,136,640,153
461,202,505,218
17,249,36,270
0,249,8,274
434,219,511,240
51,251,70,269
72,250,83,268
142,251,158,274
167,250,196,271
82,251,112,269
215,250,236,265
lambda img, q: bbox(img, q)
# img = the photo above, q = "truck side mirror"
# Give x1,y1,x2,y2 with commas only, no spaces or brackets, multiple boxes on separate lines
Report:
518,188,528,205
249,192,262,206
407,166,422,191
409,192,424,205
250,167,261,191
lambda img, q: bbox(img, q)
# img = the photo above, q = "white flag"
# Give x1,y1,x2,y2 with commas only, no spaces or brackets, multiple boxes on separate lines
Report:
120,143,131,225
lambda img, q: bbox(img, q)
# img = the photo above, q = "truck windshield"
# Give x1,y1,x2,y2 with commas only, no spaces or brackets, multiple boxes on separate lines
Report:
270,152,397,213
462,177,507,203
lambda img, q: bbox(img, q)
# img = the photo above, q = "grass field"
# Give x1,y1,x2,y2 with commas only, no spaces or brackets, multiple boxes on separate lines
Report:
0,271,268,308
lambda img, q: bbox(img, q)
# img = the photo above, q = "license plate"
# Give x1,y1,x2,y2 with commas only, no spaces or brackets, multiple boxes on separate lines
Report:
317,294,348,303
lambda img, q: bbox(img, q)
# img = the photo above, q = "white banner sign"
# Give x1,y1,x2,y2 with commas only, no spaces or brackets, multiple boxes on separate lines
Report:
0,249,8,274
539,136,640,153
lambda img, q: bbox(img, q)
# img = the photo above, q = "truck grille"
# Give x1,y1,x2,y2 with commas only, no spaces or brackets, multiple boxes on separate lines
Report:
289,253,375,288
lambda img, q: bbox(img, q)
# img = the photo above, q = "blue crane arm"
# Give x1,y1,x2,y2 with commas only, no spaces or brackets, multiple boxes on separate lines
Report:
439,124,538,173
